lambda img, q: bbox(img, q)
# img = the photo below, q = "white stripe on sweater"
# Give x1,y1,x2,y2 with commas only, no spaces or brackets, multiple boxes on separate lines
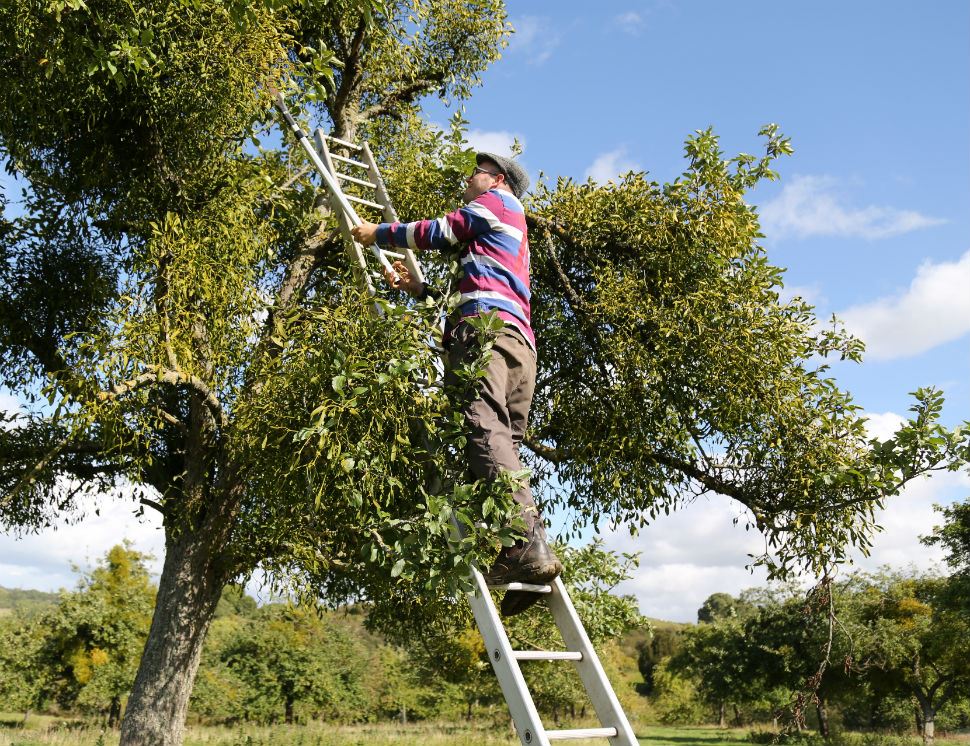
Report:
436,217,458,245
463,202,525,242
459,290,528,320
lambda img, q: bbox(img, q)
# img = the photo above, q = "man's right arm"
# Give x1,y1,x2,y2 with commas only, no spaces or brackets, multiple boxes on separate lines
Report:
378,198,498,253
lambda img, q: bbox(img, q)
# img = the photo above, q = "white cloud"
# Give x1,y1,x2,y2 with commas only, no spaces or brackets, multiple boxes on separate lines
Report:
849,468,969,571
593,412,968,621
760,175,945,240
863,411,906,441
599,495,769,621
507,16,561,65
837,249,970,360
0,485,165,591
464,129,525,159
614,11,646,35
777,283,823,307
584,148,642,184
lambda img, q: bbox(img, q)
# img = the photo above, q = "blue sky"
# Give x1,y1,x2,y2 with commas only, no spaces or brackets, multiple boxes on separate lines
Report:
2,1,968,621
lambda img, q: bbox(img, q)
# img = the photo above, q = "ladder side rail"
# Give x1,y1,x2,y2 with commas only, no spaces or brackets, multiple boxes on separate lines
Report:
360,142,398,223
546,578,639,746
360,142,426,285
466,566,551,746
272,94,394,274
313,129,377,299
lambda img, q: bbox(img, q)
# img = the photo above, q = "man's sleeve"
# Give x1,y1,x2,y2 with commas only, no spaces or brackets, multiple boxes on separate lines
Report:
374,194,498,253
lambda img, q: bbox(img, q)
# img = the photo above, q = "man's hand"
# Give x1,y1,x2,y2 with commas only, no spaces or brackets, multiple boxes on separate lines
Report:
384,260,423,296
350,222,379,247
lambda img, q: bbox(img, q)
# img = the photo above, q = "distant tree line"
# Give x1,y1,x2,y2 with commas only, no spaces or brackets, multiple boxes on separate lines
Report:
0,539,646,729
637,500,970,745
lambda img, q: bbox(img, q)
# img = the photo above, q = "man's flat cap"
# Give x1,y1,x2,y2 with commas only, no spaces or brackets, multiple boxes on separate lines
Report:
477,152,529,199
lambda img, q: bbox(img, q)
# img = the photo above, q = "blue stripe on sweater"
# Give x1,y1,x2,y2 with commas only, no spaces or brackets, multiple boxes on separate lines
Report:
461,261,531,301
459,297,528,324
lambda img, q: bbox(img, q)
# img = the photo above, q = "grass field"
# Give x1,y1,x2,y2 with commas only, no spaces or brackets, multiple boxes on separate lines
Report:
1,716,967,746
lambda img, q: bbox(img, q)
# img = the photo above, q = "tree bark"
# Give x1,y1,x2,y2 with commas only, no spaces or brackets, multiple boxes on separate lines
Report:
118,517,231,745
816,699,829,738
921,704,935,746
108,696,122,728
718,700,726,728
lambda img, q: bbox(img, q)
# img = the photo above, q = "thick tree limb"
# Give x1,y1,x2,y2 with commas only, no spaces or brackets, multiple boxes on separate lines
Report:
538,226,588,312
140,496,169,517
276,226,340,312
331,18,368,138
2,435,71,509
97,366,223,428
358,76,447,121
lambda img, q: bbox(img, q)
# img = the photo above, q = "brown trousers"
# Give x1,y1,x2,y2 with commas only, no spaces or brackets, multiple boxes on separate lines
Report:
445,322,541,534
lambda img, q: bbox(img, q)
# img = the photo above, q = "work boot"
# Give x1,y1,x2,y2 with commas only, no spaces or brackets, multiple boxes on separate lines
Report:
482,529,563,586
500,588,545,617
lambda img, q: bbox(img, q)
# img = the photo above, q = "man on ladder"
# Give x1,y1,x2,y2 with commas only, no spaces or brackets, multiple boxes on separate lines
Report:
352,153,561,616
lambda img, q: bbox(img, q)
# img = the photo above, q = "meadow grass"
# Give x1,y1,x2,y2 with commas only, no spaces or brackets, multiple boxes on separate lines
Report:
1,715,967,746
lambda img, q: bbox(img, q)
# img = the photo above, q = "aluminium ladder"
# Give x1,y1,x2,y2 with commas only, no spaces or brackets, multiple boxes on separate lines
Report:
273,93,639,746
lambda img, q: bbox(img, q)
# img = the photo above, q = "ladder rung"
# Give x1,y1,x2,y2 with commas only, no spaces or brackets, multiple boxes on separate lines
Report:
487,582,552,593
344,194,384,210
324,134,362,151
512,650,583,661
336,172,378,189
330,153,369,169
546,727,618,740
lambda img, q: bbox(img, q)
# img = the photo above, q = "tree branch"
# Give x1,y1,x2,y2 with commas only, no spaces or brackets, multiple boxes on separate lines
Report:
331,18,369,137
522,437,759,512
358,76,446,121
97,366,223,428
140,496,169,517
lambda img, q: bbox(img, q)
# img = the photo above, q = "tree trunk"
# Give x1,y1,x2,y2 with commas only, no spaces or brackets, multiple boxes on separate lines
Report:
718,700,726,728
816,699,829,738
108,696,122,728
922,704,935,746
118,519,230,745
284,696,294,725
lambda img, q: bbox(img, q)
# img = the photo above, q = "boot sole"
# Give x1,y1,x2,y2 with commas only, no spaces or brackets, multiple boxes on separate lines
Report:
501,589,545,617
485,559,563,586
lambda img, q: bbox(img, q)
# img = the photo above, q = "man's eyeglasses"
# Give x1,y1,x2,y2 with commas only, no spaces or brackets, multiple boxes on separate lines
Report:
469,166,500,178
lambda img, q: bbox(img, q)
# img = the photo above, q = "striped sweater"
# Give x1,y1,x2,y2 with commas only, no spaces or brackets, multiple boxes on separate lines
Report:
375,188,535,352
